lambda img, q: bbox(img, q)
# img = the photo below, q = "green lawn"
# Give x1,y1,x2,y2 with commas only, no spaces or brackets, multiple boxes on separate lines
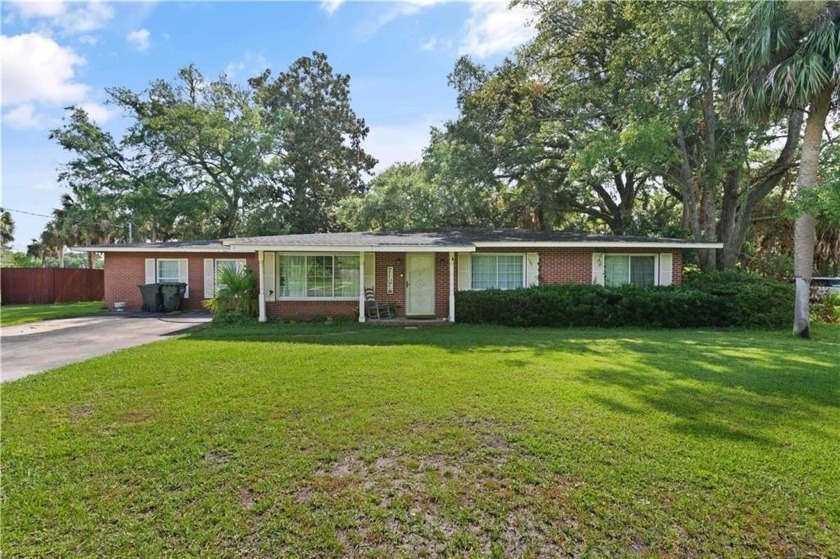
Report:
0,301,106,326
3,323,839,557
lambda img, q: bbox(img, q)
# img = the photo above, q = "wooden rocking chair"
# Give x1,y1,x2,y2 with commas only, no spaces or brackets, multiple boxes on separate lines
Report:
365,288,395,320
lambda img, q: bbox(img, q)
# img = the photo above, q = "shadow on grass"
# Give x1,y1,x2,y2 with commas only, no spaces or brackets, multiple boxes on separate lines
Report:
181,322,840,448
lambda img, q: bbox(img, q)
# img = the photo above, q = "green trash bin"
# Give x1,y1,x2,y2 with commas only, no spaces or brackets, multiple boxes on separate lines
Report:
160,282,187,312
138,284,163,312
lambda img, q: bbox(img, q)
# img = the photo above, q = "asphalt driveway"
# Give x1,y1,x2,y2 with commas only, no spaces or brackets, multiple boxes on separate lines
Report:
1,313,212,382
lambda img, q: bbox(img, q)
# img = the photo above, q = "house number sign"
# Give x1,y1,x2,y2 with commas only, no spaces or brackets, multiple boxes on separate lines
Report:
387,266,394,294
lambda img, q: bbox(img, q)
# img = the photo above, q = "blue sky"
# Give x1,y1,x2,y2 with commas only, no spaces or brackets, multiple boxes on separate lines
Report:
1,0,534,250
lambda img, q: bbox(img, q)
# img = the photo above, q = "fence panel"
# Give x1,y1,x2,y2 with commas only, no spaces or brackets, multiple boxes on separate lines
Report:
1,268,104,305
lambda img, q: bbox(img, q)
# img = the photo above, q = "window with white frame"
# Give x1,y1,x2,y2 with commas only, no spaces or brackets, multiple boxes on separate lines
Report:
157,259,181,283
605,255,656,287
278,254,360,299
470,254,524,290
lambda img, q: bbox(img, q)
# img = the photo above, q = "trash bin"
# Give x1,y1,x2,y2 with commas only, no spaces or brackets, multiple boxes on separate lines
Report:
160,282,187,312
138,284,163,312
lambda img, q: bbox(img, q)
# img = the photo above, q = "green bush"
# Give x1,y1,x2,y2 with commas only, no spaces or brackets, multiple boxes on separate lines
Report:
456,271,794,329
204,266,258,321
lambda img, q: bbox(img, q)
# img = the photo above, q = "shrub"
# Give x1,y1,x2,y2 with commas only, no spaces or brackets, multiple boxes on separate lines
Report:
204,266,258,321
456,271,794,329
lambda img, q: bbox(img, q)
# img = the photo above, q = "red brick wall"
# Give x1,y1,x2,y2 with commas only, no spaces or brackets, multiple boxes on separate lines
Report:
434,252,451,319
105,247,686,317
104,252,257,311
267,300,357,320
373,252,406,316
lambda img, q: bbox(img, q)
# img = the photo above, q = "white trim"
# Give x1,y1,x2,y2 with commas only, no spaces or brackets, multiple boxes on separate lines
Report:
448,252,455,322
226,244,477,253
258,251,267,323
358,252,366,323
74,246,253,253
659,253,673,286
592,253,605,285
277,297,361,302
458,253,471,291
473,241,722,249
263,252,276,301
203,259,215,298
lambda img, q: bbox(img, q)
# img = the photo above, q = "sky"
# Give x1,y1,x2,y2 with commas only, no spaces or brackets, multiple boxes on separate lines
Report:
1,0,535,250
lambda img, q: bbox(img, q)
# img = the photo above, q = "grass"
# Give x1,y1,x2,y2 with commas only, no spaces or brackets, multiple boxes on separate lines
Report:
3,322,839,557
0,301,106,327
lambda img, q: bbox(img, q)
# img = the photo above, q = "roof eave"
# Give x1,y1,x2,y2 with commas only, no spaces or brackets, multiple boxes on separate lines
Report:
224,244,475,252
472,241,724,249
73,246,253,253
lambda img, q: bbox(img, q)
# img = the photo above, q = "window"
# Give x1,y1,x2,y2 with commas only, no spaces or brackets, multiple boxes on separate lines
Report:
605,255,656,287
157,260,181,283
214,259,245,292
471,254,524,290
278,254,360,299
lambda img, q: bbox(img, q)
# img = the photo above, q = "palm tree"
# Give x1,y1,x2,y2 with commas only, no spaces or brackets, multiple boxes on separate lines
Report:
729,0,840,337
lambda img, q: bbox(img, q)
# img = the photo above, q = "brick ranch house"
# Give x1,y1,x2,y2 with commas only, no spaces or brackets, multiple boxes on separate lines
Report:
78,229,721,323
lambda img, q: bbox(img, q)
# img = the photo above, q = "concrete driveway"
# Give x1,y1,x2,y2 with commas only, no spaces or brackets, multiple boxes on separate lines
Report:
1,313,212,382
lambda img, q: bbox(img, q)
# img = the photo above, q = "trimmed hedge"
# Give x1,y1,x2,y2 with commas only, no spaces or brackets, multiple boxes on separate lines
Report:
456,271,794,329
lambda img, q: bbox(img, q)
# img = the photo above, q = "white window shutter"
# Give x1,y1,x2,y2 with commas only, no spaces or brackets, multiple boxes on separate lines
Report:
592,252,605,285
659,253,673,286
364,253,375,291
263,252,276,301
203,259,215,298
525,252,540,287
178,259,190,298
145,259,156,284
458,253,472,291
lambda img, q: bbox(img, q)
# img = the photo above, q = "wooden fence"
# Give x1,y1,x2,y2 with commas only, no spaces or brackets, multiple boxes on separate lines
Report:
1,268,104,305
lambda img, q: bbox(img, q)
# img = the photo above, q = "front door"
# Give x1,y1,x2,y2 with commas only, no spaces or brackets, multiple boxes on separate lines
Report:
406,253,435,316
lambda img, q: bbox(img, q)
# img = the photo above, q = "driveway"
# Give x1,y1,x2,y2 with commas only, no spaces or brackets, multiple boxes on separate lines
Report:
1,313,212,382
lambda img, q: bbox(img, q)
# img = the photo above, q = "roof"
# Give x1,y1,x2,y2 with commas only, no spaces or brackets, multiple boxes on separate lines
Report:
76,228,723,252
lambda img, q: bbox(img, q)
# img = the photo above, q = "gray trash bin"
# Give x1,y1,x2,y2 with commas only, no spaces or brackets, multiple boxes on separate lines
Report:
160,282,187,312
138,284,163,312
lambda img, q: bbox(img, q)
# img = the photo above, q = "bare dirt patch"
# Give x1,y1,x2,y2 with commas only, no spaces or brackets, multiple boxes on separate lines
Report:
204,450,231,468
238,488,258,510
300,417,571,557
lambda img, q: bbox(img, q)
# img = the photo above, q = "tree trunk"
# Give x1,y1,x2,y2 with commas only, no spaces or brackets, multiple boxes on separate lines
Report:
792,87,832,338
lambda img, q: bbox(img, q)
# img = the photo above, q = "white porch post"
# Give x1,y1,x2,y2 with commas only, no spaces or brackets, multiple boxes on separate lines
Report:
448,251,455,323
358,251,366,323
258,250,267,323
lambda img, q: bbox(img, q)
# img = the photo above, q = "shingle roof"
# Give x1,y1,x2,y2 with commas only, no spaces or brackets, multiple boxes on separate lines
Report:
77,228,721,251
225,228,699,247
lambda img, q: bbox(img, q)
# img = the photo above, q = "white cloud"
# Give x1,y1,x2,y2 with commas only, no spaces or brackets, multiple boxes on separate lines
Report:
359,0,445,39
321,0,344,16
224,51,269,81
78,34,99,46
126,28,150,52
6,1,114,34
420,36,438,52
459,2,535,58
0,33,88,106
78,102,115,124
6,0,65,19
3,103,45,129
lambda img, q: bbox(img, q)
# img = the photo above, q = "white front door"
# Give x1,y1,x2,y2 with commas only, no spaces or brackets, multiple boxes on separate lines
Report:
406,253,435,316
